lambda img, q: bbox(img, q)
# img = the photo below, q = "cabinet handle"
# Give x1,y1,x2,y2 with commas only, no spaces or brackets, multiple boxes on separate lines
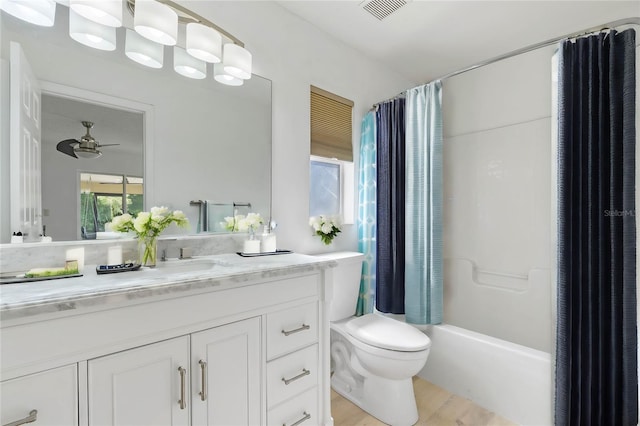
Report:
283,411,311,426
198,360,207,401
3,409,38,426
177,366,187,410
281,324,310,336
282,368,310,385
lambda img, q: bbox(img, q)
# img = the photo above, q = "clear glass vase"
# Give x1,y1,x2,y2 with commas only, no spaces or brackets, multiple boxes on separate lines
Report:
138,236,157,267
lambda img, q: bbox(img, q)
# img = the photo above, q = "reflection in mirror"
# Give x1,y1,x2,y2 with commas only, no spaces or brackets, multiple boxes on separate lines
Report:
79,172,144,240
1,4,272,243
42,95,144,242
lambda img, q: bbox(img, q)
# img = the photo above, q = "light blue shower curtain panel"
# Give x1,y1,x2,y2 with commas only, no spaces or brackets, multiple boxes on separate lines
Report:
404,82,443,324
356,111,376,315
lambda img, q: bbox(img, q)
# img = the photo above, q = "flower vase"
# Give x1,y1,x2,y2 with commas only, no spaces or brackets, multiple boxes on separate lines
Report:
139,236,158,267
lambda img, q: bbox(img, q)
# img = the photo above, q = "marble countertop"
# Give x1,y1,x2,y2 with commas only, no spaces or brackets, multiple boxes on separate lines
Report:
0,253,335,322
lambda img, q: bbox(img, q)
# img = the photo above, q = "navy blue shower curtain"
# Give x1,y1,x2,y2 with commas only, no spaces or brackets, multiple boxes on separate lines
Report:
376,99,406,314
555,29,637,425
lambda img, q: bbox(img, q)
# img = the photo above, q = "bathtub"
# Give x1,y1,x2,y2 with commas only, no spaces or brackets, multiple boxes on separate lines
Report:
417,324,552,426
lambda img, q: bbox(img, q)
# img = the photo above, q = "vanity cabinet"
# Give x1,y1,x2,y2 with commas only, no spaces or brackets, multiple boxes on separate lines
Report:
88,318,260,426
265,303,319,425
0,258,332,426
0,364,79,426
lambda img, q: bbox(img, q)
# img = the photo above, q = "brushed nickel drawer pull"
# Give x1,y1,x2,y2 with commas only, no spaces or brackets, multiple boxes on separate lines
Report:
282,368,310,385
283,411,311,426
178,366,187,410
4,409,38,426
198,360,207,401
281,324,310,336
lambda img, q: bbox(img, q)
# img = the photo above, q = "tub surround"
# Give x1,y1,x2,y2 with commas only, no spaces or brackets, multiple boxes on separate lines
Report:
1,251,336,426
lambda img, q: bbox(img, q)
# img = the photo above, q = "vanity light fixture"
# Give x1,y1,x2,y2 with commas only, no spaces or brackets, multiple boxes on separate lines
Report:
69,0,123,28
1,0,56,27
213,63,243,86
125,28,163,68
174,46,206,79
134,0,178,46
69,10,117,51
186,22,222,63
3,0,253,84
223,43,252,80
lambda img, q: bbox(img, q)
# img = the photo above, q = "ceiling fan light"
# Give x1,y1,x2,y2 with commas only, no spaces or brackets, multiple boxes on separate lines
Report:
134,0,177,46
1,0,56,27
186,23,222,63
222,43,251,80
213,63,243,86
174,47,206,79
125,28,163,68
69,9,116,51
69,0,122,27
74,148,103,159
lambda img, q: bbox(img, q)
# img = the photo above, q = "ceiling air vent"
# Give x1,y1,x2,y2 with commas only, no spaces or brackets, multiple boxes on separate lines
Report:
361,0,409,20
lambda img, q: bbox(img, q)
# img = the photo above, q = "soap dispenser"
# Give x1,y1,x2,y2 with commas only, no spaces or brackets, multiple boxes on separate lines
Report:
260,224,276,253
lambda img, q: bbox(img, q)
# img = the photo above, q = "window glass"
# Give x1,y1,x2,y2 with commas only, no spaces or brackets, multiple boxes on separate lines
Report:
309,159,341,217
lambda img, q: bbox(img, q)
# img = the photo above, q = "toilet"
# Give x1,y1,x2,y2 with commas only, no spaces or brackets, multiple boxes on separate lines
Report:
316,251,431,426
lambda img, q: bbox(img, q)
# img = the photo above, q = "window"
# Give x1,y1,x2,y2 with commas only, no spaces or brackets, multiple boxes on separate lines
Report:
80,173,143,239
309,86,355,223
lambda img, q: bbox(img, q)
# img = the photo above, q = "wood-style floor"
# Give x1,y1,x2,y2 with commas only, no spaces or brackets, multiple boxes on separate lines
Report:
331,376,517,426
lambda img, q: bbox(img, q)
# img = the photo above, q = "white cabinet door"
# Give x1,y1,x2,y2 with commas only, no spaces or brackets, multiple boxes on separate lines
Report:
191,317,261,426
88,336,190,426
0,364,78,426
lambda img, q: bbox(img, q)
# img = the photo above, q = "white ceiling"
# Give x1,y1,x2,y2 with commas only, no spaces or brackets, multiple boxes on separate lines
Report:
277,1,640,83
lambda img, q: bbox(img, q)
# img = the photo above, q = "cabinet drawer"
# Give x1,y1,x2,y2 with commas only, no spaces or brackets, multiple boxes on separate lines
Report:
266,302,318,360
267,344,318,408
1,364,78,426
267,387,318,426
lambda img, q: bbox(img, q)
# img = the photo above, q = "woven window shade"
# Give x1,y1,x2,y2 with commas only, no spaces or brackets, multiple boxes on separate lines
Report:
310,86,354,162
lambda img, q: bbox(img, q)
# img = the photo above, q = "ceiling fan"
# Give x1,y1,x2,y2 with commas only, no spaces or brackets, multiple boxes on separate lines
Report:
56,121,119,159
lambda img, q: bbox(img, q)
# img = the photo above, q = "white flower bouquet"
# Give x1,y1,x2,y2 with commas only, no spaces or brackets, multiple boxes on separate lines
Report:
111,206,189,238
110,207,189,266
222,212,264,233
309,215,341,245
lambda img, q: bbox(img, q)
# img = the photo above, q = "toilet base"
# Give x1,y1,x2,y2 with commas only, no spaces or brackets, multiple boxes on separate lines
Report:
332,374,419,426
331,325,420,425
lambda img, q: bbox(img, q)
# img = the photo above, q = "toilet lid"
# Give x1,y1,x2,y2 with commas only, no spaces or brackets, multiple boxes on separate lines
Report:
345,314,431,352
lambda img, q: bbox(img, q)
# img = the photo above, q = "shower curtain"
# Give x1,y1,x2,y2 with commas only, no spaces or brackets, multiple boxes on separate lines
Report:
555,29,637,425
356,111,376,315
404,82,443,325
375,98,406,314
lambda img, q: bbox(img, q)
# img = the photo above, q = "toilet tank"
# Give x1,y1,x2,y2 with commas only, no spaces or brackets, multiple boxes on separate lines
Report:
314,251,364,321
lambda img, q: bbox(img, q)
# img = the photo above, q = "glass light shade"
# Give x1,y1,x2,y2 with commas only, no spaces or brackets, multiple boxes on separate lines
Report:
1,0,56,26
134,0,177,46
222,43,252,80
174,47,206,79
213,63,242,86
186,23,222,63
69,10,116,51
69,0,122,27
75,148,102,159
125,29,163,68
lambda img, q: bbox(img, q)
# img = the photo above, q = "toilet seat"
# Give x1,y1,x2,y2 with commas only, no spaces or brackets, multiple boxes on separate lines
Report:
345,314,431,352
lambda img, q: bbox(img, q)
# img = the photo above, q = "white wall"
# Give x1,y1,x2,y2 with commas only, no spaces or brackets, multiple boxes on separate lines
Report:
442,45,556,352
179,1,416,253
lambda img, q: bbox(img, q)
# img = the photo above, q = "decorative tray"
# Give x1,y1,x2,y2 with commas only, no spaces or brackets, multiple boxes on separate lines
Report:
0,273,83,285
236,249,293,257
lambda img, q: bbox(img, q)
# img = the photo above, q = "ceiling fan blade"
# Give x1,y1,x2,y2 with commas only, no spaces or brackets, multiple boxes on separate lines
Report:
56,139,79,158
97,143,120,147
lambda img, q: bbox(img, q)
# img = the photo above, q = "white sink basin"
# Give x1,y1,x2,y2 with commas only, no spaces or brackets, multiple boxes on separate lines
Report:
154,258,223,274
